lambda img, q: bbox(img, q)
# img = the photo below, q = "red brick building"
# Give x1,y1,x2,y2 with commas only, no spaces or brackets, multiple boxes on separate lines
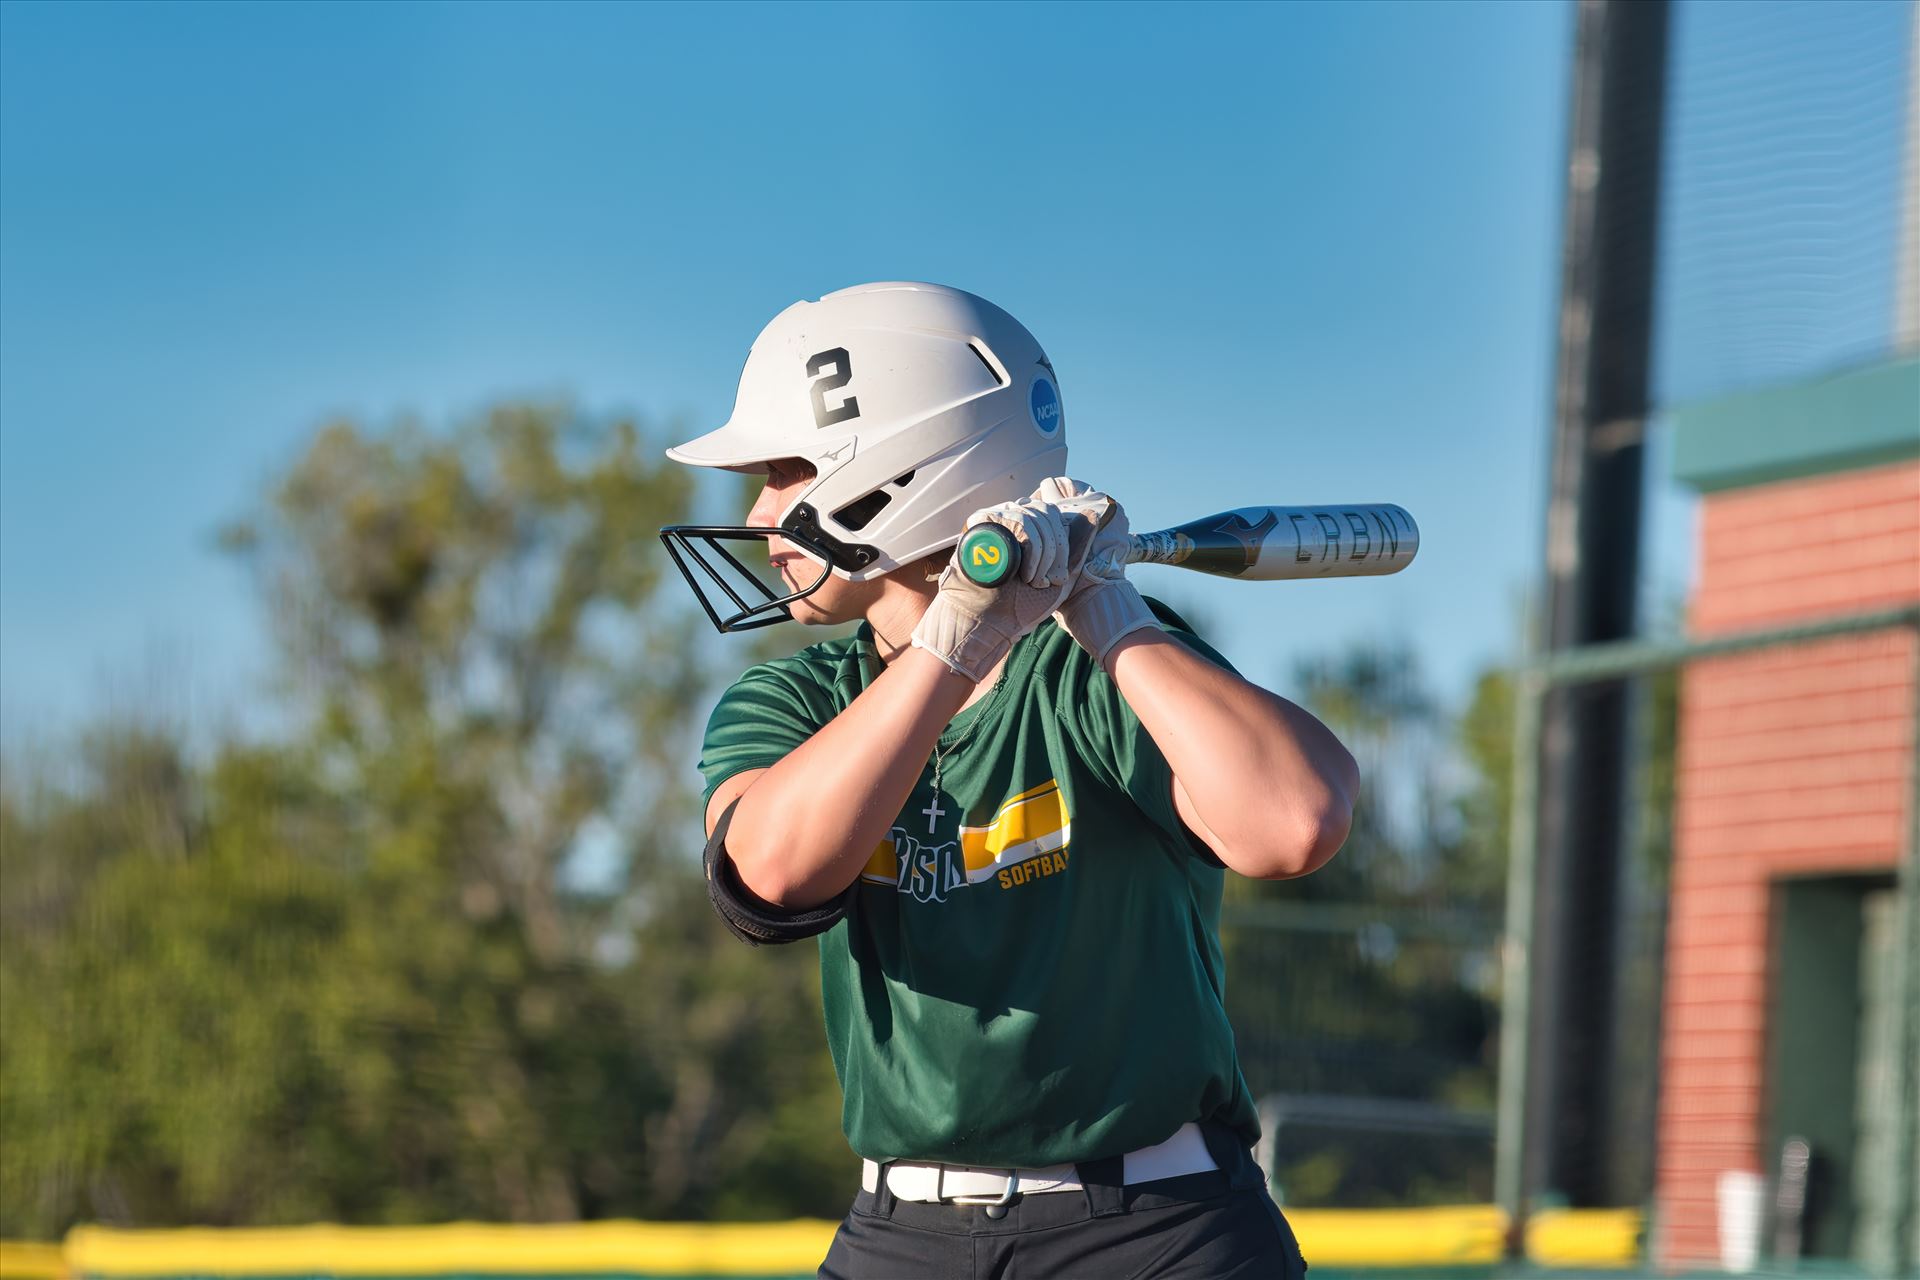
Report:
1653,358,1919,1268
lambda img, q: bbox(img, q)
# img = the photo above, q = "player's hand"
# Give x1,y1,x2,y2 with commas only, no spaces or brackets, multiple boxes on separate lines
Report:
1035,477,1160,663
911,484,1107,682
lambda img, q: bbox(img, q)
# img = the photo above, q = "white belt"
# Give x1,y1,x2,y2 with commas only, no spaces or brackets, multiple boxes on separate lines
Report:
860,1122,1216,1205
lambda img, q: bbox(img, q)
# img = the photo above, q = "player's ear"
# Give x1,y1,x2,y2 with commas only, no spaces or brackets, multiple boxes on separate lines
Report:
913,550,947,584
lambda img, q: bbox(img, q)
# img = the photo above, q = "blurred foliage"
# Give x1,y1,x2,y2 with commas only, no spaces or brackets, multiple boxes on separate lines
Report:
1224,644,1502,1207
1225,638,1676,1209
0,404,851,1237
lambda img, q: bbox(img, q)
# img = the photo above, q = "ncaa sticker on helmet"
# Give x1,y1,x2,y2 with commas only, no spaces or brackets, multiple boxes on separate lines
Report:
660,282,1068,632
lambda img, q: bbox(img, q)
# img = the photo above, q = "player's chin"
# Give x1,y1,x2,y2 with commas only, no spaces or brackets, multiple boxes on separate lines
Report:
785,578,851,625
786,595,836,625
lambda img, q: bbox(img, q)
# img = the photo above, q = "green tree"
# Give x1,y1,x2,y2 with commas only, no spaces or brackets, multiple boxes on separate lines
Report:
1450,666,1514,905
0,402,853,1236
1221,642,1503,1206
1444,604,1681,1207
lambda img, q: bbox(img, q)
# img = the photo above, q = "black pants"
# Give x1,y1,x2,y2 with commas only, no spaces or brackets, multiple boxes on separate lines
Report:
819,1126,1308,1280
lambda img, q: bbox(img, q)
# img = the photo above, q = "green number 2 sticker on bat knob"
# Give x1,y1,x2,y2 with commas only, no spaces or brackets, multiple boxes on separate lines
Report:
958,523,1018,587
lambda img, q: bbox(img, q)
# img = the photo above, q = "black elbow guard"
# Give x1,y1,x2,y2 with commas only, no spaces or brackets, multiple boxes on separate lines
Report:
704,798,852,946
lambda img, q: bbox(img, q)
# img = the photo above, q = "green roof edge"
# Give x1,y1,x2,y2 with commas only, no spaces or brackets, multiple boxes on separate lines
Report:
1670,355,1920,494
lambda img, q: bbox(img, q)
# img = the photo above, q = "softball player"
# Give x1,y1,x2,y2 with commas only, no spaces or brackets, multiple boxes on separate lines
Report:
660,283,1356,1277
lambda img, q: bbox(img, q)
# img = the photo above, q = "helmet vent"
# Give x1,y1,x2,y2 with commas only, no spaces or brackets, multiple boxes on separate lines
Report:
967,343,1005,386
833,488,893,532
892,470,915,488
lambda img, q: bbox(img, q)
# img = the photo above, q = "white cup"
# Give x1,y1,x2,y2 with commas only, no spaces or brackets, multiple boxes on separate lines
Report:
1716,1169,1766,1273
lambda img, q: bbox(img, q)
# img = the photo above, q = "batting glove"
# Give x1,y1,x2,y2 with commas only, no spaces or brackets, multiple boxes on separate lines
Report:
1036,477,1160,664
912,486,1107,682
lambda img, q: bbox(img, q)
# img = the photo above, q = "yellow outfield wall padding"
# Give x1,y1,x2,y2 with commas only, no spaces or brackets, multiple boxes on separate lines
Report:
64,1221,840,1278
1284,1204,1506,1266
0,1242,67,1280
1524,1207,1643,1267
27,1203,1644,1276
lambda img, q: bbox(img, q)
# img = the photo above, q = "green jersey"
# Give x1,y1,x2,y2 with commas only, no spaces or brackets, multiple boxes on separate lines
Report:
697,602,1260,1167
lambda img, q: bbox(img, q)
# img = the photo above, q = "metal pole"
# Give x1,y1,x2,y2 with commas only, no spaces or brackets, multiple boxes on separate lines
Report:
1527,0,1670,1210
1879,635,1920,1275
1539,605,1920,684
1495,653,1546,1241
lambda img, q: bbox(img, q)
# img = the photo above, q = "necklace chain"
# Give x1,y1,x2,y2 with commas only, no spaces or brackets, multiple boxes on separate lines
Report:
927,666,1008,826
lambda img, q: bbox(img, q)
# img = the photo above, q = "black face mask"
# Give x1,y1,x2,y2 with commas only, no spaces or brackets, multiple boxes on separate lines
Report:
658,502,884,633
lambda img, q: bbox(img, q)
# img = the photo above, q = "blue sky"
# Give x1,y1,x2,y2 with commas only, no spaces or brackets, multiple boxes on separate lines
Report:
0,0,1780,740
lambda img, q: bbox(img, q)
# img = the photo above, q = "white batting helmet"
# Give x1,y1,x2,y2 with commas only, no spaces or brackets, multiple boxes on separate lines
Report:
660,282,1067,630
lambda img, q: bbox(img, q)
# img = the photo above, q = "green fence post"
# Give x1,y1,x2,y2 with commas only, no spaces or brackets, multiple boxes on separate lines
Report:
1881,633,1920,1275
1495,635,1546,1252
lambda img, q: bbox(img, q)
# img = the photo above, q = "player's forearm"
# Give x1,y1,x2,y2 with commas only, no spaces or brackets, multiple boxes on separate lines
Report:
1105,630,1358,878
727,647,975,907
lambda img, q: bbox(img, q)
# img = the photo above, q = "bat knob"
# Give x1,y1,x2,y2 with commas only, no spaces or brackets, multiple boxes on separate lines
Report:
957,523,1018,587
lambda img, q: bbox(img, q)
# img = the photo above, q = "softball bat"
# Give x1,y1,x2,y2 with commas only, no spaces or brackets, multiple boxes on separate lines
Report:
957,504,1419,587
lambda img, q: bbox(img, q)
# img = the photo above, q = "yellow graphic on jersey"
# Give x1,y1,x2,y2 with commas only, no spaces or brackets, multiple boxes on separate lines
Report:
958,780,1069,883
861,837,899,886
859,779,1071,892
